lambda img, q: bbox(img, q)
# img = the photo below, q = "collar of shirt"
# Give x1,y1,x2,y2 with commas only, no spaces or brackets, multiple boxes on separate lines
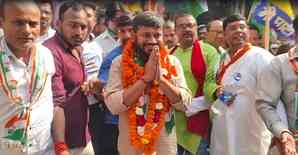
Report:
218,46,226,54
84,33,96,43
89,33,95,42
176,45,193,53
42,27,56,38
35,27,56,44
101,29,120,43
54,33,83,54
168,44,179,55
107,28,117,38
1,37,14,58
1,37,31,67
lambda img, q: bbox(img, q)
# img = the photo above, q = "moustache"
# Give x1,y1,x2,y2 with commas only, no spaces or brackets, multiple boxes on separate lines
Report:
71,36,83,41
165,40,173,44
143,43,159,47
183,31,193,35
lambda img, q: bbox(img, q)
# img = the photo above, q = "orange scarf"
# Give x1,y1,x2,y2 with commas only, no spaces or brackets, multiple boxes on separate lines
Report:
217,43,252,84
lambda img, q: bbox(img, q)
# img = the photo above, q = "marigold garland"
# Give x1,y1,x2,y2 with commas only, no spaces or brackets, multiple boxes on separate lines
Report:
122,39,177,155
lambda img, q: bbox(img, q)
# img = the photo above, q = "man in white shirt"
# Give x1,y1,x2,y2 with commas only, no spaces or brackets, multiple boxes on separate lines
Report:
0,0,55,154
93,8,106,37
0,28,3,37
92,2,122,59
210,14,273,155
81,1,103,107
82,1,98,43
35,0,56,43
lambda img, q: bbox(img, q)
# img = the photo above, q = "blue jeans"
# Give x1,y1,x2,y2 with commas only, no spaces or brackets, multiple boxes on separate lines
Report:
177,138,209,155
197,138,209,155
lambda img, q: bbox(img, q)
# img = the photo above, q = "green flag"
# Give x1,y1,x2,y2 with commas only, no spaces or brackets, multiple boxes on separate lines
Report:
165,0,208,17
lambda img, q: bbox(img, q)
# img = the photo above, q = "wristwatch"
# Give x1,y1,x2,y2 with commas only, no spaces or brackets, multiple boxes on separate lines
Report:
140,77,152,85
281,130,295,138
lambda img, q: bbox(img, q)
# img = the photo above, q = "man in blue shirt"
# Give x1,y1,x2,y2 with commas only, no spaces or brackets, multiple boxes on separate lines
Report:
89,14,133,155
99,14,133,123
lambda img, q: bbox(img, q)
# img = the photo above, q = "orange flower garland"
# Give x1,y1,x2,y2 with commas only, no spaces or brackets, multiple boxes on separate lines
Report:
122,39,177,155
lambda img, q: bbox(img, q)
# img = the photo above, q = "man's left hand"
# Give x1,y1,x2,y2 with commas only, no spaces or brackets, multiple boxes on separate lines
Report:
280,131,297,155
155,47,163,82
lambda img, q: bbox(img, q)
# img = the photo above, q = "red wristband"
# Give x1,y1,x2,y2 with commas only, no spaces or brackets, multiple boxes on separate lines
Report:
54,141,68,155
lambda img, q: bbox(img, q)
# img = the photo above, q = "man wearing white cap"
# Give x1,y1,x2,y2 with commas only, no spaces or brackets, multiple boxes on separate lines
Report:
256,16,298,155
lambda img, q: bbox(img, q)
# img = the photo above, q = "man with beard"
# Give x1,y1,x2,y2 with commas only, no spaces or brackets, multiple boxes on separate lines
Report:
210,14,273,155
88,14,133,155
163,20,178,54
173,13,219,155
35,0,55,43
43,1,94,155
104,11,192,155
0,0,55,154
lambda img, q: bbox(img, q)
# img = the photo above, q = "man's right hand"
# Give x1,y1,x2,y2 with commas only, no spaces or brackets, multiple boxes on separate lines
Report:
280,131,297,155
81,78,104,95
58,151,70,155
215,86,222,98
143,47,159,82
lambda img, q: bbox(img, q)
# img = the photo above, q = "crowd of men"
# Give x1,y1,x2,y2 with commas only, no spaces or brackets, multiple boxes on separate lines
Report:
0,0,297,155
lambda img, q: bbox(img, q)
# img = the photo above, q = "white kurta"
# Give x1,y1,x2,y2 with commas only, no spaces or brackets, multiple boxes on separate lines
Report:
104,55,192,155
210,46,273,155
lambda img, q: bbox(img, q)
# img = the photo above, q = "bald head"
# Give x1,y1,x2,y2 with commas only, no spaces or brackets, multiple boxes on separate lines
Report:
0,0,40,53
0,0,40,20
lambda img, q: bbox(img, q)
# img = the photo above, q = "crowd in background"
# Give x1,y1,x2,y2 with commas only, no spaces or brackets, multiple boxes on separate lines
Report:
0,0,297,155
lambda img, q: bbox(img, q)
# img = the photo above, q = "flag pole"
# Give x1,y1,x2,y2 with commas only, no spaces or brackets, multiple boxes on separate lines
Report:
264,2,271,50
148,0,157,12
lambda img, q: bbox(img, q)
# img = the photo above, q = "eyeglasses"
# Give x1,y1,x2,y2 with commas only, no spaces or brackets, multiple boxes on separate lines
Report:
176,23,197,29
209,30,223,35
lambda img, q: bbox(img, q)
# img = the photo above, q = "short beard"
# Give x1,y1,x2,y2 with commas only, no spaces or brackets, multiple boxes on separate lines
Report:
121,38,129,46
135,44,149,63
166,41,174,49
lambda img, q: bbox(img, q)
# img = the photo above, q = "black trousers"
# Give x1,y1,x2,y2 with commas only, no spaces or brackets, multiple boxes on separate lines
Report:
88,102,119,155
